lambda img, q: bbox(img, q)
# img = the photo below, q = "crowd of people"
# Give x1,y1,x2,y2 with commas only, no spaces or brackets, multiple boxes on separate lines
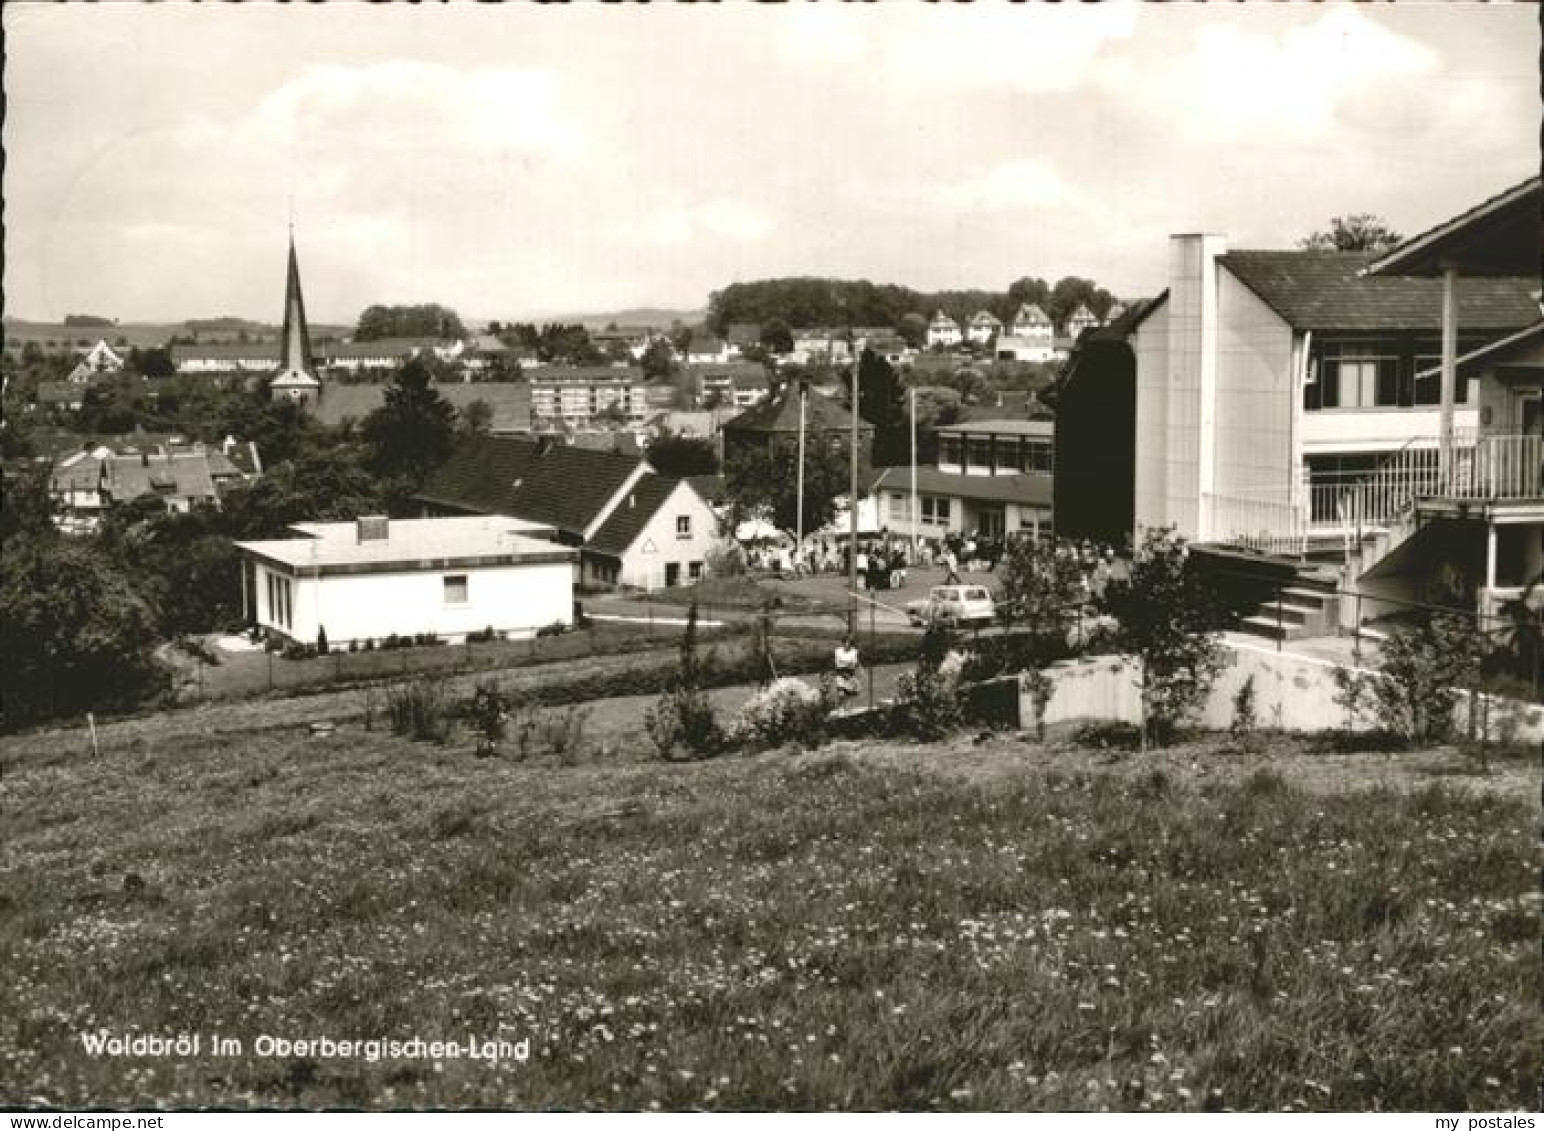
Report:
745,529,1126,600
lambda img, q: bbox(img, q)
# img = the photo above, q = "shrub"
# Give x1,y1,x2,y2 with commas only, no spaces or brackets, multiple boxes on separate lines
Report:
705,538,746,579
1229,674,1260,753
1020,665,1055,741
465,677,511,757
1370,610,1485,745
645,600,727,760
894,626,965,741
1098,528,1229,750
730,677,833,750
385,677,451,743
545,705,592,765
316,626,329,656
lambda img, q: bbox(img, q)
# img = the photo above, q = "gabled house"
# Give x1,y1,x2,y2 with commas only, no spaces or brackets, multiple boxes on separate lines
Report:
1010,303,1054,341
67,340,124,383
1062,303,1100,340
685,335,731,365
965,310,1003,346
48,442,257,531
720,381,873,470
418,434,720,591
925,311,962,349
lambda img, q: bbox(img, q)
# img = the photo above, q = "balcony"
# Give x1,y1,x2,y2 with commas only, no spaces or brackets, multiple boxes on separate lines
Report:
1204,431,1542,556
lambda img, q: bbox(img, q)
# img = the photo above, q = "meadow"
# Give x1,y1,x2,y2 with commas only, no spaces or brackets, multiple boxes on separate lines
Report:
1,722,1537,1111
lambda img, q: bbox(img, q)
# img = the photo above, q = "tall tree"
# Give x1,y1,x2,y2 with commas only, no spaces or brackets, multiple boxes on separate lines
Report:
1,538,168,727
360,359,456,491
841,349,909,466
1299,214,1404,253
646,433,719,477
724,436,864,538
354,303,466,341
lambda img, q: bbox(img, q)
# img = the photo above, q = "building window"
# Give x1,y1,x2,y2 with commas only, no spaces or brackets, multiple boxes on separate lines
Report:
939,437,962,466
266,571,292,630
675,515,692,539
444,574,469,605
888,493,910,521
689,561,704,581
921,496,951,526
967,437,991,469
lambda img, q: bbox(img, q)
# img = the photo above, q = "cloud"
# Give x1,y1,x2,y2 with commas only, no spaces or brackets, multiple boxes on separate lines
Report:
783,4,1138,93
646,199,774,248
1105,7,1438,142
244,61,583,156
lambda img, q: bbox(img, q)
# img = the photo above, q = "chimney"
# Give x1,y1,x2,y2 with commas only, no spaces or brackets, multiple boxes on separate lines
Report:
356,515,390,543
1160,233,1227,540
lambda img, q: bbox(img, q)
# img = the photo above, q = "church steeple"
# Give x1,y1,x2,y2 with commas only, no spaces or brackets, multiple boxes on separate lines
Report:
270,229,322,404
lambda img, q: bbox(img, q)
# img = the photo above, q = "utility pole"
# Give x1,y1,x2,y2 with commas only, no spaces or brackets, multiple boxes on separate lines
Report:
796,381,806,569
910,384,918,559
848,335,860,636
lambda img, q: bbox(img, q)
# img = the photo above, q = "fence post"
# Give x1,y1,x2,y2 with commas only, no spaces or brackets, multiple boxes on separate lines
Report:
1275,583,1283,653
267,650,274,691
336,652,343,682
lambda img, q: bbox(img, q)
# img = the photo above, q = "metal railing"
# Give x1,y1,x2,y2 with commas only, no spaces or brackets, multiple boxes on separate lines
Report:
1209,430,1540,557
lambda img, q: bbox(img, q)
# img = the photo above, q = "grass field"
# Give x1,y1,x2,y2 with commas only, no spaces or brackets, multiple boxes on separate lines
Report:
2,717,1537,1111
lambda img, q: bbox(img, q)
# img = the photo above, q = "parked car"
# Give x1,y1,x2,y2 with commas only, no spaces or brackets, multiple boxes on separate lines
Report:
907,585,996,628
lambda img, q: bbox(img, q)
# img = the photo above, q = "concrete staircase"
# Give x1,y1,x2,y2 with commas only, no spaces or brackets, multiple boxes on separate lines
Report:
1237,571,1340,643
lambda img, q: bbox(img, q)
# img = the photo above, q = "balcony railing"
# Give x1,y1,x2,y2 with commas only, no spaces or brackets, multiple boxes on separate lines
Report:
1206,431,1541,555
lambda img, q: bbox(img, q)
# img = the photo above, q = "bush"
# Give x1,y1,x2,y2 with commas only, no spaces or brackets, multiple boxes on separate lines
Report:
894,627,965,741
730,677,833,750
1099,528,1229,750
1229,674,1260,753
465,677,511,757
544,705,592,765
1370,610,1484,745
705,538,746,579
646,687,725,761
385,677,451,743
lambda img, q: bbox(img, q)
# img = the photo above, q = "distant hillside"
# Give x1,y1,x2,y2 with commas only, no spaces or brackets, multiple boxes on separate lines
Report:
533,308,705,331
3,317,353,349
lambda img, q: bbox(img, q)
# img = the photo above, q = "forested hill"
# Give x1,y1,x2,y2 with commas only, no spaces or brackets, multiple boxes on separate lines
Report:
706,276,1118,337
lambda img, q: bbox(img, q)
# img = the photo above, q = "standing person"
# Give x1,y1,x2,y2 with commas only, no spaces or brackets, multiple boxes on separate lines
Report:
943,543,961,585
833,635,861,702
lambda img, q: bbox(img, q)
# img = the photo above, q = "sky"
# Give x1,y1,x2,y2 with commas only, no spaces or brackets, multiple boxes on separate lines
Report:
3,3,1537,327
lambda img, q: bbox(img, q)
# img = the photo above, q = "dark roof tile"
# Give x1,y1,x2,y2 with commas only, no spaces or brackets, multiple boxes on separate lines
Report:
1218,251,1538,332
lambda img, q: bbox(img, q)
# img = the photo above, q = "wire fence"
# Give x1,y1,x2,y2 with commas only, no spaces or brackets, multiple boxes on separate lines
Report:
172,603,751,705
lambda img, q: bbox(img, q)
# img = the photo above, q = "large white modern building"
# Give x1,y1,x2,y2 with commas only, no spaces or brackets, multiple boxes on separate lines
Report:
236,515,576,646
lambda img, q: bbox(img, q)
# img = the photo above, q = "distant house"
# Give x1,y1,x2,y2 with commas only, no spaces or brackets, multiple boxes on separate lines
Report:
1010,303,1054,340
925,311,962,349
36,381,88,412
235,515,575,646
725,322,763,351
965,310,1003,346
1062,303,1100,340
419,434,720,591
66,340,124,383
320,338,451,373
49,440,259,531
685,335,731,365
699,362,774,410
171,342,280,374
995,335,1057,364
720,382,873,470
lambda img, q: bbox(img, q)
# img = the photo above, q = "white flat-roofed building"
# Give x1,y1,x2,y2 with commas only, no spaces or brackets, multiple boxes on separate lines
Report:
235,515,576,646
